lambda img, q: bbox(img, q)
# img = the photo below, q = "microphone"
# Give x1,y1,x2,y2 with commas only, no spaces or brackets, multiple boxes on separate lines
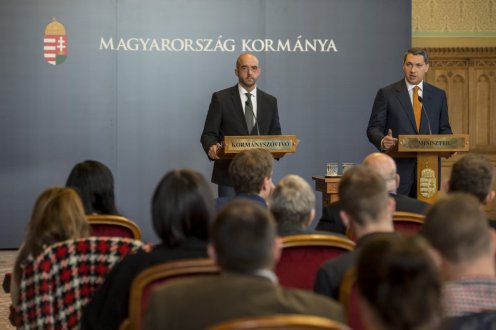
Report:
418,96,432,135
245,100,260,135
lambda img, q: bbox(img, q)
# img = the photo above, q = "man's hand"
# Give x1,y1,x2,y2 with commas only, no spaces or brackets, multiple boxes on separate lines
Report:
381,129,398,151
208,143,221,160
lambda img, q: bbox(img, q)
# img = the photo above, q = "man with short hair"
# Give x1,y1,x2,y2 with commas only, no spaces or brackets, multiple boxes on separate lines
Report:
446,154,496,228
144,200,345,330
216,148,274,209
420,193,496,319
317,152,428,234
270,174,316,236
201,53,282,197
367,48,452,197
314,166,395,300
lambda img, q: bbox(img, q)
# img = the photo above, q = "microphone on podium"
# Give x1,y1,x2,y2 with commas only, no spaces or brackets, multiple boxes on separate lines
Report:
245,100,260,136
418,96,432,135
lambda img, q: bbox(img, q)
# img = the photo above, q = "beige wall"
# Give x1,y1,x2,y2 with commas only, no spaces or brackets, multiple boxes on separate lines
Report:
412,0,496,47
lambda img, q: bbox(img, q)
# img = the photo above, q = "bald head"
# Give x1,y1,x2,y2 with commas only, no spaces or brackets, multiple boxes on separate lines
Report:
363,153,398,192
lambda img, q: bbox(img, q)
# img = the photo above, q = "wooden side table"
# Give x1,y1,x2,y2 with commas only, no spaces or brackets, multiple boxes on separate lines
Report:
312,176,341,208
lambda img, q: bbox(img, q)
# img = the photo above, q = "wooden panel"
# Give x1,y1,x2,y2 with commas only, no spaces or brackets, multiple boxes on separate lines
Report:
425,48,496,219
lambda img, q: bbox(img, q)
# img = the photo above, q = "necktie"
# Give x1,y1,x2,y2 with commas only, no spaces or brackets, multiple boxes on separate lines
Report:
245,93,254,133
413,86,421,131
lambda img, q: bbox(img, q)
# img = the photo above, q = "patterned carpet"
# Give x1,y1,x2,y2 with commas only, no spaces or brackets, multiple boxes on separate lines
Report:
0,250,17,329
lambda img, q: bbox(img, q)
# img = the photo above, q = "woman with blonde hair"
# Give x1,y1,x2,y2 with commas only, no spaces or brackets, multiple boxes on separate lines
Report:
11,187,90,307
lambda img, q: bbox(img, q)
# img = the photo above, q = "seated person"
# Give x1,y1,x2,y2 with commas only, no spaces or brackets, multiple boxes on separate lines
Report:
445,153,496,229
317,153,428,234
270,174,318,236
420,193,496,319
81,169,215,330
11,187,90,319
314,166,395,300
66,160,120,215
216,148,274,209
357,235,442,330
144,199,345,330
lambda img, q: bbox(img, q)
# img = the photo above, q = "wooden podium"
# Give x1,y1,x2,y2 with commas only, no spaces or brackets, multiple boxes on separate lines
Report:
387,134,469,203
218,135,298,159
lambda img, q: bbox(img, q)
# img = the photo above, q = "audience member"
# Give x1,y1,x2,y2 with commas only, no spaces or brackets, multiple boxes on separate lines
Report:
216,148,274,208
270,174,317,236
420,193,496,319
445,153,496,228
317,153,428,234
357,235,442,330
66,160,119,215
144,199,345,329
81,169,215,330
314,165,395,300
11,187,90,309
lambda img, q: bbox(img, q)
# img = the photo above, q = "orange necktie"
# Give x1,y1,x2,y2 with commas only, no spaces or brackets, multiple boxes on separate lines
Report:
413,86,422,131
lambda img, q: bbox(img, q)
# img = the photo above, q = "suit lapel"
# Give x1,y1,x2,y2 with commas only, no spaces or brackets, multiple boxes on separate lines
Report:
230,86,250,134
394,80,418,133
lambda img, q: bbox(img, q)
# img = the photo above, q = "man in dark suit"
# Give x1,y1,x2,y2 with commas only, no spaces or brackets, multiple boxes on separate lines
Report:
317,152,429,235
144,200,345,330
367,48,452,197
201,53,282,197
314,166,396,300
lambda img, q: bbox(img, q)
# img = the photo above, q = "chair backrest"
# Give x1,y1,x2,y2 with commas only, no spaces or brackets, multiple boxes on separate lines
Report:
392,211,425,236
16,236,144,329
207,314,350,330
87,214,142,240
124,258,220,330
339,268,365,330
275,234,355,289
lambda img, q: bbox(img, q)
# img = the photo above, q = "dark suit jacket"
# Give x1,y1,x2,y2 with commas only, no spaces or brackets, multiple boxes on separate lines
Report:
367,79,452,195
144,273,344,330
216,192,268,210
81,238,207,330
201,85,282,186
313,232,397,300
316,193,430,235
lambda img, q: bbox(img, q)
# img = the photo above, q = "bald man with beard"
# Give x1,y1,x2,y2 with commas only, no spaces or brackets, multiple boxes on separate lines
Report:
316,152,429,235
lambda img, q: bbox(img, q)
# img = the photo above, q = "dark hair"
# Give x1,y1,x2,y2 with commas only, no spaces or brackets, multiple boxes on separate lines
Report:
403,48,429,64
212,199,275,273
152,169,214,247
66,160,118,215
229,149,273,194
449,154,495,203
338,165,389,225
357,236,441,330
421,193,492,264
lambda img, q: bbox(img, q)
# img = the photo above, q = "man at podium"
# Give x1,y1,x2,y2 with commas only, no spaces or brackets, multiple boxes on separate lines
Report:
201,53,282,197
367,48,452,197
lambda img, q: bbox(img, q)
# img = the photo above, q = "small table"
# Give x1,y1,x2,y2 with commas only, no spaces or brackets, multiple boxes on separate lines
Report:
312,176,341,208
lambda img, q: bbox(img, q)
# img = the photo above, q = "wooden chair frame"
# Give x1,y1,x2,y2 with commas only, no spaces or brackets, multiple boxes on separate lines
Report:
122,258,220,330
86,214,142,240
392,211,425,224
281,234,355,250
208,314,349,330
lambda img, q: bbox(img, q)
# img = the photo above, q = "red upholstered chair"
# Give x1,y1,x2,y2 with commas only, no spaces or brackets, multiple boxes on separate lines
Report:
87,214,142,240
392,211,425,236
121,258,220,330
275,234,355,289
339,268,365,330
15,236,144,329
207,314,350,330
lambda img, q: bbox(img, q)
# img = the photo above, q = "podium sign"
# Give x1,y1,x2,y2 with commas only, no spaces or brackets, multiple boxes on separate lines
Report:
388,134,469,203
219,135,298,159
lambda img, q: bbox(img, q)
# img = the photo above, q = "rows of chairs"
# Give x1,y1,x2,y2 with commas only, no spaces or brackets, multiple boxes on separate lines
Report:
7,211,425,329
